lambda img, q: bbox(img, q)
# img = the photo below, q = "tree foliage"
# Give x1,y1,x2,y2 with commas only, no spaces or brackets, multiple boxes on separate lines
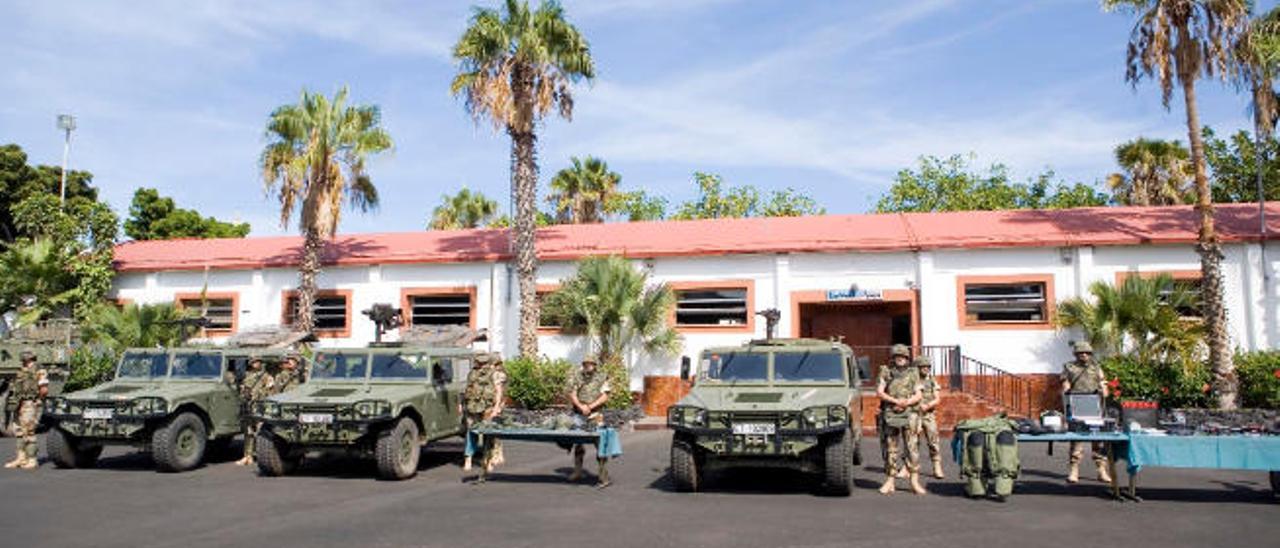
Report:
124,187,250,240
1057,274,1204,368
607,190,668,221
0,143,97,243
548,156,620,224
1202,126,1280,202
429,188,499,230
874,154,1108,213
80,302,193,355
1106,138,1194,205
671,172,825,220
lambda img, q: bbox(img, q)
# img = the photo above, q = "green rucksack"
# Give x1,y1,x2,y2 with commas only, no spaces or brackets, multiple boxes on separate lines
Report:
954,415,1020,499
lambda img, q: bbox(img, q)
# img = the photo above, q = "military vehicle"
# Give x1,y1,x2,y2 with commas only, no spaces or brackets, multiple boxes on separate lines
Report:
42,346,297,472
0,319,77,436
667,337,865,495
253,342,474,480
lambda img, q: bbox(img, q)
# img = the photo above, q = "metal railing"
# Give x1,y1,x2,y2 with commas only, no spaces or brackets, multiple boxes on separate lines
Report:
851,345,1035,418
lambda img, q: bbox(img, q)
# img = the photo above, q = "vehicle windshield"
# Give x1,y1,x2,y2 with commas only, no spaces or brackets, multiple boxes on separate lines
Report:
706,352,769,382
370,353,430,379
311,352,368,380
773,351,845,382
117,352,169,378
170,351,223,378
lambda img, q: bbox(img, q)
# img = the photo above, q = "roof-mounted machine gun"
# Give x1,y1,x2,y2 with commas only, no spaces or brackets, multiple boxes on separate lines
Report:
363,304,404,344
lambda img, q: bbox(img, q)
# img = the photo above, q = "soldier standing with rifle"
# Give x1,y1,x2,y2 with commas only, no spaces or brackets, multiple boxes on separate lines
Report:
460,353,505,473
877,344,925,495
1061,341,1112,484
5,351,47,469
236,358,274,466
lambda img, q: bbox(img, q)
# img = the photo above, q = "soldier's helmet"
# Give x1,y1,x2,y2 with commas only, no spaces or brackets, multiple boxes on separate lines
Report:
890,344,910,359
582,356,599,366
475,353,494,367
19,350,36,362
1072,341,1094,354
913,355,932,368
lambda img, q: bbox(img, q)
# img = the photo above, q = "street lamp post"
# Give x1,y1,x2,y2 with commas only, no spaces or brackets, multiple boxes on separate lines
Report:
56,114,76,204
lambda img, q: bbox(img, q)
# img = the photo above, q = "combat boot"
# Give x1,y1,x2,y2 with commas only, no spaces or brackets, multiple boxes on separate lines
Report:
878,473,897,495
568,450,585,482
932,458,945,479
462,455,473,471
1096,462,1113,484
18,457,37,470
909,472,927,495
4,456,23,468
1066,462,1080,484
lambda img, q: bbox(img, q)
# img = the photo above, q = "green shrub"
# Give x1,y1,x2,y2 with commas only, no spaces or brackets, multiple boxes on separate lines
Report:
505,356,572,410
65,346,118,392
1100,355,1211,408
1235,350,1280,409
601,359,634,410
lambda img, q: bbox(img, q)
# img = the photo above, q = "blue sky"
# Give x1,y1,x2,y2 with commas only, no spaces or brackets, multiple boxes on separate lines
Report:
1,0,1273,236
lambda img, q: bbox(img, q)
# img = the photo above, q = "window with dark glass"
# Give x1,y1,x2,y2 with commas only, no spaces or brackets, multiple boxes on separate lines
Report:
407,294,471,327
963,282,1047,323
675,288,748,326
286,294,348,331
178,298,234,331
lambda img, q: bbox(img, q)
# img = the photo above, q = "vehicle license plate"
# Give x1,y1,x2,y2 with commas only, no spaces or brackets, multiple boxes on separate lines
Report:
732,423,775,435
299,413,334,424
82,408,113,420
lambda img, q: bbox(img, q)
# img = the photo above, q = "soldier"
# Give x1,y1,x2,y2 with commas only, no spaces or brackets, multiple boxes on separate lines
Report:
273,353,303,395
914,355,944,479
1061,341,1112,484
567,356,611,487
5,351,48,469
460,352,506,472
236,358,274,466
876,344,925,495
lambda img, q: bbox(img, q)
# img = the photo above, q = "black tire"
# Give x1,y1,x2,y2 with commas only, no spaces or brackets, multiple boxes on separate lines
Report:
152,412,207,473
1269,471,1279,497
375,417,421,480
823,429,853,496
671,439,702,492
46,428,102,469
255,432,299,477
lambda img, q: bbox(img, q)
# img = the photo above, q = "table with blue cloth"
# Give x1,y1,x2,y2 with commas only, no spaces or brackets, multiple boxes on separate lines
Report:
464,427,623,483
1012,432,1131,499
1123,433,1280,500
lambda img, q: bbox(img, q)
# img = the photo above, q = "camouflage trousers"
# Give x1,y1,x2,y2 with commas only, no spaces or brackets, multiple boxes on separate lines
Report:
242,419,261,459
914,412,942,462
14,400,40,460
1069,440,1108,467
883,413,921,476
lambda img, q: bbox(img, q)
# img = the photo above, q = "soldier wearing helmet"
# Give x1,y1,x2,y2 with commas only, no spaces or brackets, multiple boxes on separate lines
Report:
875,344,925,495
1061,340,1111,484
273,353,303,394
913,355,944,480
567,356,612,487
236,358,274,466
5,350,47,469
461,352,506,473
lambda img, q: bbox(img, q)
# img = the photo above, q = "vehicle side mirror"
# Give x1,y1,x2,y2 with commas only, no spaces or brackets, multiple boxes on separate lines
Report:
680,356,691,381
856,356,872,383
434,363,452,384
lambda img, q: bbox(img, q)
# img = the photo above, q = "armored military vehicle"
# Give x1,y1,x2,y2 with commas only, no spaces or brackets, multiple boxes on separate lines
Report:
667,337,865,495
0,319,77,436
253,329,479,480
42,346,297,472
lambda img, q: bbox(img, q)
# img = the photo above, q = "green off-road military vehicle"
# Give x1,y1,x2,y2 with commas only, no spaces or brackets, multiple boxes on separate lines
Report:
0,319,77,435
667,337,865,495
253,343,474,480
42,347,296,472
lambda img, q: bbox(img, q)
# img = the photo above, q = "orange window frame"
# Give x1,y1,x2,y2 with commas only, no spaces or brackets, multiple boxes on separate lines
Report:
536,283,565,334
956,274,1056,330
399,286,477,329
174,292,239,336
668,280,756,334
281,289,353,338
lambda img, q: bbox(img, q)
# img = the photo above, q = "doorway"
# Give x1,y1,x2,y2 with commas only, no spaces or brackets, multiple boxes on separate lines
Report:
798,300,916,384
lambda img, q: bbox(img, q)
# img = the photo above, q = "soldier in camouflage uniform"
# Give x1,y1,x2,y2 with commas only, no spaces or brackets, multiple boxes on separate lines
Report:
273,353,303,395
567,357,612,487
914,355,944,479
1061,341,1111,484
460,352,505,472
876,344,925,495
236,358,274,466
5,351,48,469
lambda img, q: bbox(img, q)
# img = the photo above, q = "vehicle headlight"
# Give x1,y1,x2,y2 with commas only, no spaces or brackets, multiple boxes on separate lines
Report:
828,405,848,423
258,401,281,418
668,406,707,427
353,400,392,419
46,398,69,414
128,397,167,415
802,405,849,428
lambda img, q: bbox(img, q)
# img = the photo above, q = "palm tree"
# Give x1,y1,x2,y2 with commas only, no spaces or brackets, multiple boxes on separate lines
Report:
542,255,680,368
82,302,193,354
0,239,76,324
548,156,620,223
1105,138,1194,205
1105,0,1250,409
1058,274,1204,368
429,188,499,230
451,0,595,357
260,86,392,333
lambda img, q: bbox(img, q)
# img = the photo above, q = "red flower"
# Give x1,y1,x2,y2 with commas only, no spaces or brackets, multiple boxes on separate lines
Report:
1107,379,1120,389
1160,386,1170,394
1273,369,1280,380
1201,383,1211,393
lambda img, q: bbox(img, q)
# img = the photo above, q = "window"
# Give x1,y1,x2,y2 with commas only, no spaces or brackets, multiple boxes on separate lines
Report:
773,351,845,382
284,290,351,336
370,353,430,379
957,275,1054,329
406,293,472,327
675,287,749,327
706,352,769,382
537,287,566,330
174,293,237,334
1117,271,1202,318
170,352,223,378
311,352,368,380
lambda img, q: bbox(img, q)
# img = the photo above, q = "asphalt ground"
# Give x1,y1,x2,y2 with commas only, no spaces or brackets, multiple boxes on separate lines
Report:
0,431,1276,548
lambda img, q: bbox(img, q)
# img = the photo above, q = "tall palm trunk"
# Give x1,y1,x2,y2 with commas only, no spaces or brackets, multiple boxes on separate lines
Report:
1180,75,1237,409
296,227,323,333
507,63,541,357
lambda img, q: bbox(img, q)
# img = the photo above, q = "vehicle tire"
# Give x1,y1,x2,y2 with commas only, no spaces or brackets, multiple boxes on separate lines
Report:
823,429,853,496
152,412,207,473
1270,471,1279,496
255,432,298,477
671,439,702,492
375,417,420,480
46,428,102,469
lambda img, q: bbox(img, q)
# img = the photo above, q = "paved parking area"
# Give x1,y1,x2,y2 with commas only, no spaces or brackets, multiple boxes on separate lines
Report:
0,431,1276,548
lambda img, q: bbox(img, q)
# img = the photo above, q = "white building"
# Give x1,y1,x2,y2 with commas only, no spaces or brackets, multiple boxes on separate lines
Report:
110,203,1278,412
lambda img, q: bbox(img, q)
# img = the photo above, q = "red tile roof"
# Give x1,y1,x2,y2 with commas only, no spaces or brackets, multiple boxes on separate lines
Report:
112,203,1280,273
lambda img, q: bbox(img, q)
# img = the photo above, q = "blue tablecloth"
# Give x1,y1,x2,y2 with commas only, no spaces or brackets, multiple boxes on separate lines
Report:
464,427,623,458
1016,432,1131,443
1127,434,1280,473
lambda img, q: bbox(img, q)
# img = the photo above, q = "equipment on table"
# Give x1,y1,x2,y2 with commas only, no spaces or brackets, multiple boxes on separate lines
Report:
1066,394,1117,432
1040,410,1066,433
1120,400,1159,432
954,415,1020,500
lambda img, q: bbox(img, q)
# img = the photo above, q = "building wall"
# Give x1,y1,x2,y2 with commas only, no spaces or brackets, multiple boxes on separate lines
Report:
111,240,1277,391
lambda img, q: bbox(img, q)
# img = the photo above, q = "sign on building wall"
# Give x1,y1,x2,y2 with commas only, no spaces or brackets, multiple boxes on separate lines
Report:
825,287,883,302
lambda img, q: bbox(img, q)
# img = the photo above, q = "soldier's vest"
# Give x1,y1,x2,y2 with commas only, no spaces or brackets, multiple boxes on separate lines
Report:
11,367,43,401
882,367,919,428
573,370,608,406
919,376,939,415
464,366,498,415
1063,361,1102,395
241,370,272,402
274,369,300,394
